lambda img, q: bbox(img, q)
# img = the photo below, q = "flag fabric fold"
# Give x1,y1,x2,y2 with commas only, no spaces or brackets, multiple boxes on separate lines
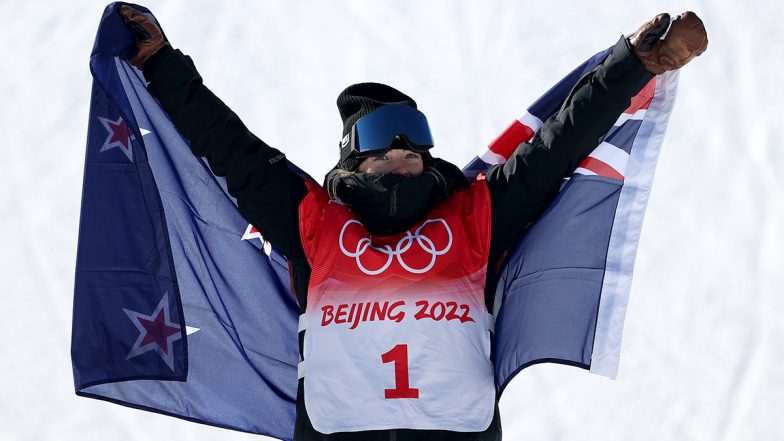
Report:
482,63,677,385
72,3,677,438
73,3,299,439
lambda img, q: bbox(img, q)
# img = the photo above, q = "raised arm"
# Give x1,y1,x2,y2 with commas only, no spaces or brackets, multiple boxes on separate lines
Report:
485,12,707,255
120,6,308,261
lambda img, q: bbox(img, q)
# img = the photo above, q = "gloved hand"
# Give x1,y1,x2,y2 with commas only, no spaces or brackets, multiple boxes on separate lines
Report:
629,11,708,75
119,5,168,68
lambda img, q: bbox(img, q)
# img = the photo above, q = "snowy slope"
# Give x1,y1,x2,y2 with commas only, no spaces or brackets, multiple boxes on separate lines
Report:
1,0,782,440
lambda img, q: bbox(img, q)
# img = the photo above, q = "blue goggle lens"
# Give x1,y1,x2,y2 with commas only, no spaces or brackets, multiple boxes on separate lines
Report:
352,104,434,157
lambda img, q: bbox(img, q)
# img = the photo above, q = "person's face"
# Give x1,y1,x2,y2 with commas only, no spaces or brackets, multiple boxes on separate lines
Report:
356,149,424,176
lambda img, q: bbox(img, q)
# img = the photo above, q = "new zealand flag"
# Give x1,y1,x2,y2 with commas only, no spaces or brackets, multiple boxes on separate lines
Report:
469,57,678,388
72,3,678,439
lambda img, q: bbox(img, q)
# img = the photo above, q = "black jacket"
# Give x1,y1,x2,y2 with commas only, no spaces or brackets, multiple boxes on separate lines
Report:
142,36,652,441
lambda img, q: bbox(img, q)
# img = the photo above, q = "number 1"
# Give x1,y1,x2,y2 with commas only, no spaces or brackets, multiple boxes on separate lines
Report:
381,344,419,399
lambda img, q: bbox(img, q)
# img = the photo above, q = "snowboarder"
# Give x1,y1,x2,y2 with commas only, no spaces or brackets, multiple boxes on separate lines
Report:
119,5,706,440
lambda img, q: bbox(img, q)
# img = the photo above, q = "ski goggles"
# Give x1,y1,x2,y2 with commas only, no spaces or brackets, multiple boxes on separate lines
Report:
340,104,434,162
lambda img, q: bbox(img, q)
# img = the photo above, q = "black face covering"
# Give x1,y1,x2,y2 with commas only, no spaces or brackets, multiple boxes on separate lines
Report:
326,158,469,237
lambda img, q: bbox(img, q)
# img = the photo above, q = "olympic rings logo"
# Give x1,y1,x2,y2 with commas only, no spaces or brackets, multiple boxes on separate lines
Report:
338,219,453,275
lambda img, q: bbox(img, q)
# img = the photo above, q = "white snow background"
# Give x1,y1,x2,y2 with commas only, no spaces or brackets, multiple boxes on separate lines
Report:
1,0,782,440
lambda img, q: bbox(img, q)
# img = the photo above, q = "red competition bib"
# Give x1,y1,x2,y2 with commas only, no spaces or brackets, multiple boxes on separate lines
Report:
298,181,495,433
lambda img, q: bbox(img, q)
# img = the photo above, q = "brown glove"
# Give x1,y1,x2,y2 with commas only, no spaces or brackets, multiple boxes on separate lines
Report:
630,11,708,75
119,5,168,68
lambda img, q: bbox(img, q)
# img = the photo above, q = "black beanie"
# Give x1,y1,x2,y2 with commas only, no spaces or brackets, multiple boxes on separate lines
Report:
336,82,423,171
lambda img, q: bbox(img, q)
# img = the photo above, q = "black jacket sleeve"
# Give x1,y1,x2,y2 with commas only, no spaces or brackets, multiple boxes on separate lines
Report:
484,37,654,257
141,46,308,262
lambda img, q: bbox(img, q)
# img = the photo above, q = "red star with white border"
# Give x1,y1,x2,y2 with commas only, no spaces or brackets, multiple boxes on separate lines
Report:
98,115,135,162
123,293,183,371
242,223,271,255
